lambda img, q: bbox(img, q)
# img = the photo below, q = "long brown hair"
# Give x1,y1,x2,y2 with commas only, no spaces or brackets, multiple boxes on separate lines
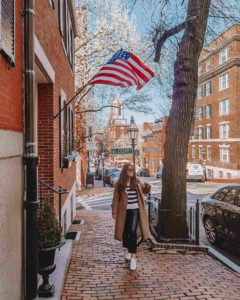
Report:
117,163,137,192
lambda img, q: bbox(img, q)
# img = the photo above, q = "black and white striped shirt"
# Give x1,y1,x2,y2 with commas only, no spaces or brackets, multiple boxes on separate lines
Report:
126,184,139,210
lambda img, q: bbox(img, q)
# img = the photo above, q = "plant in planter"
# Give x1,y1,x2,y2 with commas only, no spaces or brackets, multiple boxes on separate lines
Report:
38,198,62,297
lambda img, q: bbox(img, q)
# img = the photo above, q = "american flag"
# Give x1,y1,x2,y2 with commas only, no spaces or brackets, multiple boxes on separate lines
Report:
89,50,154,89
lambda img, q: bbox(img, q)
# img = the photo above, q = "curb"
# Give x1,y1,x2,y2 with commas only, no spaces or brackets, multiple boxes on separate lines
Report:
208,247,240,274
152,242,209,254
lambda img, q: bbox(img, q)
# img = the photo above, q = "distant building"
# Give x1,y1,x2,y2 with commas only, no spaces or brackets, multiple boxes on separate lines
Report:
106,96,132,166
188,24,240,180
141,117,167,175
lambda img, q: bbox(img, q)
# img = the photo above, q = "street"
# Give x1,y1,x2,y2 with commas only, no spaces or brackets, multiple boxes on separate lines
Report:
77,178,240,266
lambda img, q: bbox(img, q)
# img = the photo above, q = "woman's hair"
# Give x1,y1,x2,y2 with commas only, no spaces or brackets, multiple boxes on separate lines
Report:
117,163,137,192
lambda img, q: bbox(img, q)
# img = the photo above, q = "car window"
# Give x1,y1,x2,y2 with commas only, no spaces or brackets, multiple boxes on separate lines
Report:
235,190,240,207
213,187,237,205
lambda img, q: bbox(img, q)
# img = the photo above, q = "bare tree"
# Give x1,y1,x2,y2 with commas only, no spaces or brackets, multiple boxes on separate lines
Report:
154,0,211,239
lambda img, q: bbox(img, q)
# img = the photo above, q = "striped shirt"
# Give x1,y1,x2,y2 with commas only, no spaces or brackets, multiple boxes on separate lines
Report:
126,184,139,210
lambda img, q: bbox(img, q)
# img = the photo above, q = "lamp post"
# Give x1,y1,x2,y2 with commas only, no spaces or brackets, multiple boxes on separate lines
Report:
101,153,105,187
128,116,139,167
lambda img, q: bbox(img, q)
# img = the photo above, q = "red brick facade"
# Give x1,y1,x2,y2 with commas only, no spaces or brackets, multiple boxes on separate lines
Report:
188,24,240,180
35,1,77,211
0,0,22,131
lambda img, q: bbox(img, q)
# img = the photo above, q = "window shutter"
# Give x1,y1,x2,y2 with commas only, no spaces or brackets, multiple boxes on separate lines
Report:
71,111,75,151
59,96,64,168
0,0,15,64
209,104,212,117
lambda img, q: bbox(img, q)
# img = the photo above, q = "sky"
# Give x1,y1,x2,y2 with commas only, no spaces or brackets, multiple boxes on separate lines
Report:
77,0,240,125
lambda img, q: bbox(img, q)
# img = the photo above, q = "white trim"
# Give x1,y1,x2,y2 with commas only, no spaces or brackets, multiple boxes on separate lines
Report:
189,138,240,142
198,125,203,128
206,145,211,148
34,34,55,83
219,121,230,125
219,144,230,148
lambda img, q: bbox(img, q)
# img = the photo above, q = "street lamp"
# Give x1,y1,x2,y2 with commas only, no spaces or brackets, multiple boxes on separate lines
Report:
101,152,105,187
128,115,139,167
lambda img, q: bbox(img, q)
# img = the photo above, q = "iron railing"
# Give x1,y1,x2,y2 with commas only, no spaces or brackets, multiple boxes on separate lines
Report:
38,179,68,231
146,195,200,245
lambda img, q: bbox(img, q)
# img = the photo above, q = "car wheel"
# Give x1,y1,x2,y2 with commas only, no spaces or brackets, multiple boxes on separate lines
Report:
203,217,222,246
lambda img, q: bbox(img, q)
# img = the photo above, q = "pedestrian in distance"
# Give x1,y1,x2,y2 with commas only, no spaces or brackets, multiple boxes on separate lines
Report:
112,163,152,271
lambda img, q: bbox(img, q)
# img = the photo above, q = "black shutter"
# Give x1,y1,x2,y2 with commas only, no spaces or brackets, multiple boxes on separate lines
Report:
0,0,15,64
210,126,212,139
58,0,63,35
59,96,63,167
209,104,212,117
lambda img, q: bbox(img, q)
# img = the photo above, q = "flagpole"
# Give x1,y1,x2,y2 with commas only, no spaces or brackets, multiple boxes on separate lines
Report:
53,76,95,119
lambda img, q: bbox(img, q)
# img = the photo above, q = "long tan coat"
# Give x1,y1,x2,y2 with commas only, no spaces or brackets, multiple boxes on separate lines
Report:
112,179,152,242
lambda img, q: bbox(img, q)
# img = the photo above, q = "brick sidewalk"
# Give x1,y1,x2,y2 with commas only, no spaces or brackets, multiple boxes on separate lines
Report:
61,210,240,300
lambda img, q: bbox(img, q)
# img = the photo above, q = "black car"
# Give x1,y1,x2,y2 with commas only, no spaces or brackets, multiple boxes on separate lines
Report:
201,185,240,245
137,168,151,177
104,168,120,185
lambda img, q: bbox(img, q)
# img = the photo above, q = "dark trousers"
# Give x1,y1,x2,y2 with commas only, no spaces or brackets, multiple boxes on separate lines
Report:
122,209,139,254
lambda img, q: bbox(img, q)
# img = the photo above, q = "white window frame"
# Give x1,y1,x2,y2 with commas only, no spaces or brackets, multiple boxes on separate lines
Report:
219,73,229,91
198,65,202,77
219,47,228,65
219,99,229,116
206,104,212,118
191,145,196,159
206,146,212,161
206,81,212,96
198,127,203,140
206,58,211,72
219,147,230,163
206,125,212,139
199,146,204,161
219,122,230,139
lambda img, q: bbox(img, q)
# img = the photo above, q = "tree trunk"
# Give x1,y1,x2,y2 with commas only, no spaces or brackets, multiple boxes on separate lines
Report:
158,0,211,239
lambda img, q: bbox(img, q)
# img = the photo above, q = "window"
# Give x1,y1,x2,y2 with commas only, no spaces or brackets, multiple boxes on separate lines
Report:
198,65,202,77
198,127,203,140
199,146,204,160
206,147,212,161
220,147,230,163
205,104,212,118
206,59,211,72
219,73,229,91
219,99,229,116
197,85,203,99
206,81,212,96
219,47,228,65
219,171,223,178
219,123,229,139
213,187,237,204
118,107,121,116
192,146,196,159
0,0,15,65
59,94,75,168
197,107,203,120
227,173,231,179
58,0,74,68
206,126,212,139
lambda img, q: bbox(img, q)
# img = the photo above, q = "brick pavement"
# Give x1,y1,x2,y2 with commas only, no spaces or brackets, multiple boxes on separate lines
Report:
61,210,240,300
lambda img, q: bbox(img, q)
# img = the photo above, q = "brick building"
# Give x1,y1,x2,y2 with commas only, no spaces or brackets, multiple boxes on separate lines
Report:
141,117,167,175
106,96,134,167
188,24,240,180
0,1,23,299
0,1,78,298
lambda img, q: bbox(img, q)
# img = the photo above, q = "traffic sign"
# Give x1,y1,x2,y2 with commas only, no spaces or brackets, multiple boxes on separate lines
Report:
111,148,139,155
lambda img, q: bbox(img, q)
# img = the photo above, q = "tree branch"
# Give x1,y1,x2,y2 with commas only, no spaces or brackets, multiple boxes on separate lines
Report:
76,105,121,114
154,21,186,62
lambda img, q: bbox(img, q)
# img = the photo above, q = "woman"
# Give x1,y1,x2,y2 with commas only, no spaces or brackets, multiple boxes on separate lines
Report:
112,163,152,271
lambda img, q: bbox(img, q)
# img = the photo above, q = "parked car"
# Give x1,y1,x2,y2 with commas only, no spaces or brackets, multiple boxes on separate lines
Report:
201,185,240,245
156,165,163,179
186,163,206,182
137,168,150,177
104,168,120,185
110,171,121,187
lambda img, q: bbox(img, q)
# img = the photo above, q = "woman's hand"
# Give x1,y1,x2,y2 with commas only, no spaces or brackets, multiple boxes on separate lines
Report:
112,213,116,220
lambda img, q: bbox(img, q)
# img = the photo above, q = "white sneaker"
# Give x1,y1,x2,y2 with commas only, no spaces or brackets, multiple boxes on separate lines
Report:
125,252,131,260
130,258,137,271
